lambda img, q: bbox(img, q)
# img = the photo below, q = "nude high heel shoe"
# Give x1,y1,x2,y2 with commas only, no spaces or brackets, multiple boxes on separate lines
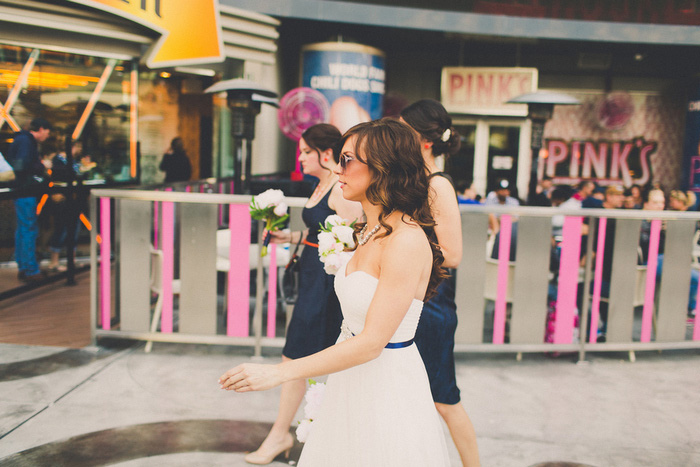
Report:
244,434,294,465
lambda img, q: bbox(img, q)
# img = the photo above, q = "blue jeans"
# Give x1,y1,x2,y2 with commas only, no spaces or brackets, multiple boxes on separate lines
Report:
14,196,40,275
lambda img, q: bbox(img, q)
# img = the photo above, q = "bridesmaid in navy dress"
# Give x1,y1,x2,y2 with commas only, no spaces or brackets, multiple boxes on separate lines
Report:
244,124,363,464
401,99,481,466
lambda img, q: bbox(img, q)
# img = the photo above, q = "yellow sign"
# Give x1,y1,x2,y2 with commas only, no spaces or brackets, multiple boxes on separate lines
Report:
68,0,224,68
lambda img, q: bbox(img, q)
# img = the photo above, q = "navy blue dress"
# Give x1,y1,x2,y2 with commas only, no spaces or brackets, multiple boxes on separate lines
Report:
414,172,461,405
282,186,343,359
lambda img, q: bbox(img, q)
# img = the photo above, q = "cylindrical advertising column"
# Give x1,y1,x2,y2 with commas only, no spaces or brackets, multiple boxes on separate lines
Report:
301,42,385,133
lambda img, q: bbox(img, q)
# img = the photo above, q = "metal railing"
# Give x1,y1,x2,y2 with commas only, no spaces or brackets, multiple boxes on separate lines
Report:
455,204,700,361
90,186,306,356
90,187,700,361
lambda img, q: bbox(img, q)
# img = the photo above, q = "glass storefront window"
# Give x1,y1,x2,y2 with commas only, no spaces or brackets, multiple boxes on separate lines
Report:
486,125,521,195
0,44,136,183
447,124,477,186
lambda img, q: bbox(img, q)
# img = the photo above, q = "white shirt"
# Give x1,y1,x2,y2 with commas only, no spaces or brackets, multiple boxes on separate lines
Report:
484,191,520,207
552,196,583,236
0,152,13,173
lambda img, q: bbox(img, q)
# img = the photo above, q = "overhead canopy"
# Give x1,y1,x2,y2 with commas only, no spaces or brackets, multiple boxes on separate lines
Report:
0,0,153,59
0,0,280,67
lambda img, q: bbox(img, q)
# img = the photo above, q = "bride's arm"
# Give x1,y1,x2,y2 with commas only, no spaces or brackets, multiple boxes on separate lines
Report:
219,228,431,392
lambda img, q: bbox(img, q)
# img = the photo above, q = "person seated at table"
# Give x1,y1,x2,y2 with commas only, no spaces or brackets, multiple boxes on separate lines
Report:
624,184,643,209
561,180,595,209
485,178,519,233
484,178,519,207
531,176,553,206
638,187,666,264
668,190,696,212
582,184,605,208
455,179,481,205
641,188,699,319
585,185,626,341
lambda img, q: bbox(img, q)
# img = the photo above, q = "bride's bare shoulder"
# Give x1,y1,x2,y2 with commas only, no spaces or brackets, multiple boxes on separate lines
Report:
377,226,431,281
384,221,430,255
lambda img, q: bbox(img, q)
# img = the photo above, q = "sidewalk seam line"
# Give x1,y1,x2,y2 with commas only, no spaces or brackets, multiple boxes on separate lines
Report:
0,344,140,442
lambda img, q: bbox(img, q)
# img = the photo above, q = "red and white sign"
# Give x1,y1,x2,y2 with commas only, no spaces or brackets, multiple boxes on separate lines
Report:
441,67,538,116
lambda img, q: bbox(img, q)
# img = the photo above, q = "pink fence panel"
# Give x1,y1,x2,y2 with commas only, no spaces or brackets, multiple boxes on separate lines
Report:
160,198,175,334
227,204,251,336
589,218,606,343
493,214,512,345
641,219,661,342
99,197,111,330
555,216,583,344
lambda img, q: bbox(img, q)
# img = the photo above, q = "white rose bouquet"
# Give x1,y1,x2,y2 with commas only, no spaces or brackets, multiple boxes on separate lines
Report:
317,214,356,275
296,379,326,443
249,189,289,257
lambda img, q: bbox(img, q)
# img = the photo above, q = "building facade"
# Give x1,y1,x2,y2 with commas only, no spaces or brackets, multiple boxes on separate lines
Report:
226,0,700,197
3,1,700,196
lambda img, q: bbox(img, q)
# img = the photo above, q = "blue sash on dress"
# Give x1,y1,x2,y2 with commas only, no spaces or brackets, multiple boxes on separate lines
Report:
342,320,413,349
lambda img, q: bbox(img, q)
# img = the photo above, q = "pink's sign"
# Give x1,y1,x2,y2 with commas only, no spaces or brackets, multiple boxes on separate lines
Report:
441,67,537,116
543,137,656,187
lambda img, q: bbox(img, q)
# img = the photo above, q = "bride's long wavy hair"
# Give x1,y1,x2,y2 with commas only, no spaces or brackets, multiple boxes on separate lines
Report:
340,118,447,299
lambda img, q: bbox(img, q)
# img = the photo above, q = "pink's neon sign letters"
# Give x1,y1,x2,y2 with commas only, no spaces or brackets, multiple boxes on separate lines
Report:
543,137,656,187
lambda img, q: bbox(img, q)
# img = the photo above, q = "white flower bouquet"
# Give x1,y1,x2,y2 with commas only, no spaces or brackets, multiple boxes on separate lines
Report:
317,214,356,275
249,189,289,257
296,379,326,443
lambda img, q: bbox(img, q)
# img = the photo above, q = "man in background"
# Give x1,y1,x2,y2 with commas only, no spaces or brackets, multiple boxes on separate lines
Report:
6,117,52,282
531,175,553,206
485,178,520,233
485,178,520,208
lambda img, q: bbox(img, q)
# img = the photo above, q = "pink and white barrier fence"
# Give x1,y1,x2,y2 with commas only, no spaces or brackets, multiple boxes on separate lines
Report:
454,204,700,360
90,186,305,356
90,189,700,361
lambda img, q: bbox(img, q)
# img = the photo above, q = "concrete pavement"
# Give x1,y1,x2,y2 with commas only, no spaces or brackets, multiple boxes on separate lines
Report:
1,340,699,466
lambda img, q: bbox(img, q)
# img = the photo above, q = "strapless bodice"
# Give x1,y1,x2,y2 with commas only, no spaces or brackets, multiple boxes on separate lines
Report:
334,262,423,344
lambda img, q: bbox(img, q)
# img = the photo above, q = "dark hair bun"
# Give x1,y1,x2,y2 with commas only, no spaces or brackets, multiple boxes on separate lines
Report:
400,99,461,157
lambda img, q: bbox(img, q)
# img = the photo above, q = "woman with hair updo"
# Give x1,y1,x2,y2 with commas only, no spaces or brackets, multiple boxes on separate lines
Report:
220,118,451,466
401,99,480,466
242,123,362,464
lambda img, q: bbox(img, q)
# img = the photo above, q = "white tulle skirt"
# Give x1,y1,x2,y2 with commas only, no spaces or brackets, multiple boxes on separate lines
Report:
298,342,450,467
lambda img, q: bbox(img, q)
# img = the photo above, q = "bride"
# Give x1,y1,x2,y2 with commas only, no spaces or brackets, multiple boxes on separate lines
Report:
219,118,451,466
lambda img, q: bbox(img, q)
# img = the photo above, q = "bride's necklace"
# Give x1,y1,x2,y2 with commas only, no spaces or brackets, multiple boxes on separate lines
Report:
358,211,394,246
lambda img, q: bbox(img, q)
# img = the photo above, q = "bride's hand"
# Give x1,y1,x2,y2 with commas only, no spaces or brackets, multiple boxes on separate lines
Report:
218,363,283,392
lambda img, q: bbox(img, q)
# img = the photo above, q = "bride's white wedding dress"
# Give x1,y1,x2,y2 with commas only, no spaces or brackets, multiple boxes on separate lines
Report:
298,262,451,466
